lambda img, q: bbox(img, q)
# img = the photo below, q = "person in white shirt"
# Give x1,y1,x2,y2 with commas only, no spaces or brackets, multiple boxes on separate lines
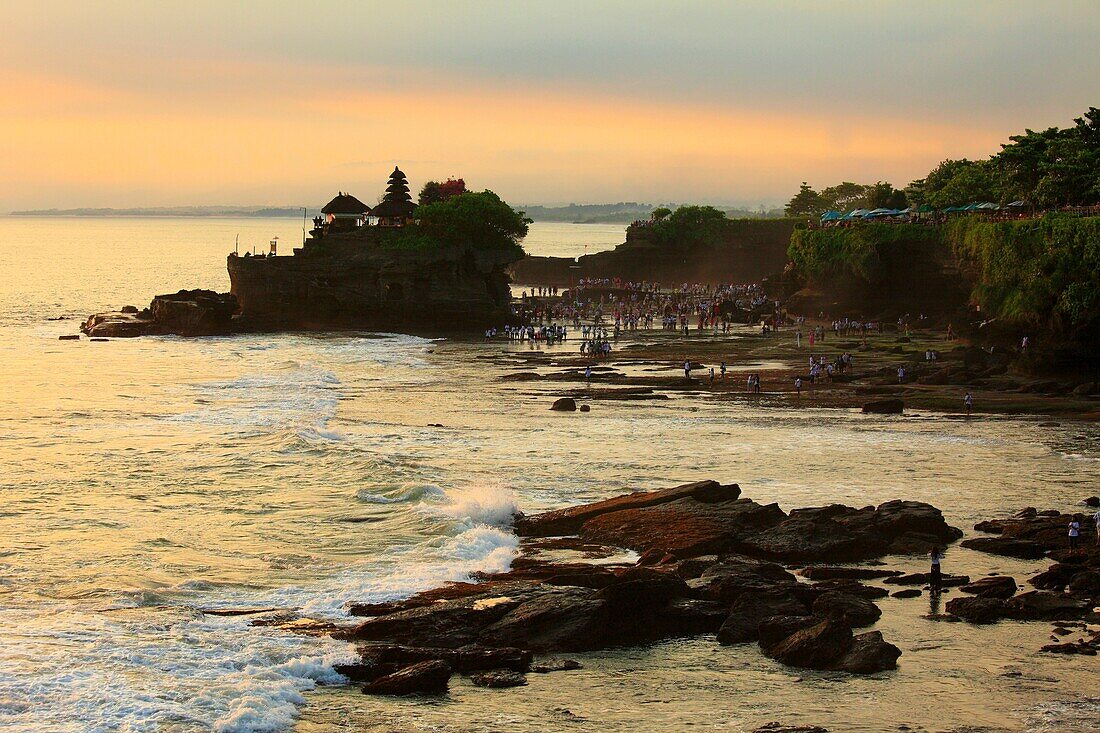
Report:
1068,516,1081,550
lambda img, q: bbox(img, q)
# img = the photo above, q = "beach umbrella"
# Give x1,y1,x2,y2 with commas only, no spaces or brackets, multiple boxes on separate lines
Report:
976,202,1000,210
864,208,894,218
917,204,935,213
820,210,842,221
1006,200,1027,207
897,207,915,215
963,203,981,211
844,209,869,219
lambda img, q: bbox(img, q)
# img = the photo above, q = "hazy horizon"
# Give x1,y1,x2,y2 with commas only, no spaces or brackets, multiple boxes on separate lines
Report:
1,1,1097,211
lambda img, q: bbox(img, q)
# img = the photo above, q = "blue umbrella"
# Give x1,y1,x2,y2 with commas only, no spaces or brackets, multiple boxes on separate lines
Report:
820,210,842,221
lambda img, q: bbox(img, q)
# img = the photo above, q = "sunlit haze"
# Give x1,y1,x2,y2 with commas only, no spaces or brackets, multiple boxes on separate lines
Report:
1,1,1097,209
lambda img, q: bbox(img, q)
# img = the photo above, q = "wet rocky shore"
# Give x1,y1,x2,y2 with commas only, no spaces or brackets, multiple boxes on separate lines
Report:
241,479,1100,716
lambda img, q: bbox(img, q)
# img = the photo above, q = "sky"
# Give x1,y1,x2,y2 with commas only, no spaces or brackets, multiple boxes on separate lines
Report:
0,1,1097,210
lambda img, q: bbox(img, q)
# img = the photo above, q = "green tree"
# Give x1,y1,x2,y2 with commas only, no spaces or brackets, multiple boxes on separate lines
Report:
923,159,997,208
864,181,908,210
414,190,530,254
651,206,672,221
820,182,869,211
651,205,728,248
418,181,444,206
784,182,826,217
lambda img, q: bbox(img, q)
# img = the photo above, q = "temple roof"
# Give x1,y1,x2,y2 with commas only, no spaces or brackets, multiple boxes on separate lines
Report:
370,198,417,219
321,192,371,215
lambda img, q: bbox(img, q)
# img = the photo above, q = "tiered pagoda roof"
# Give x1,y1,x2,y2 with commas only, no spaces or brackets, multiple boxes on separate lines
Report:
371,166,417,219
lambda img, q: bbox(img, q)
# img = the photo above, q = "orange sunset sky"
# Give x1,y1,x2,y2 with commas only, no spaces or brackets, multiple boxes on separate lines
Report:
1,1,1097,210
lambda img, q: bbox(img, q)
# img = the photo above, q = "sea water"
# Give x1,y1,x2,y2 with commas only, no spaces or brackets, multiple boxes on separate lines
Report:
0,217,1097,732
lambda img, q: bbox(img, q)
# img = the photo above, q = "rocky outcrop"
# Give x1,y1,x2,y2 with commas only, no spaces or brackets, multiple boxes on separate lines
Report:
515,483,960,562
318,479,959,694
361,659,452,696
509,219,795,287
83,290,237,337
228,233,519,330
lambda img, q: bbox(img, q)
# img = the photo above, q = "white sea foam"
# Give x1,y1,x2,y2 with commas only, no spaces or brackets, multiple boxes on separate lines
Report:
0,606,353,733
422,482,519,528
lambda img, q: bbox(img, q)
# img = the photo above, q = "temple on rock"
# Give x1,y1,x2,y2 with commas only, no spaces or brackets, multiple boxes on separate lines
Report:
320,192,371,234
371,167,417,227
310,166,416,237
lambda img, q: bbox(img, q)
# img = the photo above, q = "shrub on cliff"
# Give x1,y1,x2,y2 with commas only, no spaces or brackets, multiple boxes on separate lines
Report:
946,214,1100,337
787,224,940,286
649,205,728,249
413,190,530,256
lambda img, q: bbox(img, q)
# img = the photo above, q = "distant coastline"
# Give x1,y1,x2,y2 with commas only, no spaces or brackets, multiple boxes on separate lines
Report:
9,203,787,222
8,206,317,218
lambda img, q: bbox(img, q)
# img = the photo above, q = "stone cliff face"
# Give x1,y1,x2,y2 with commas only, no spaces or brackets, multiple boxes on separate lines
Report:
83,290,238,337
228,231,520,329
510,219,795,286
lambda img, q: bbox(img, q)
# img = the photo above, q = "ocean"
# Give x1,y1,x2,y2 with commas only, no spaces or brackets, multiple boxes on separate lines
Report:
0,217,1097,732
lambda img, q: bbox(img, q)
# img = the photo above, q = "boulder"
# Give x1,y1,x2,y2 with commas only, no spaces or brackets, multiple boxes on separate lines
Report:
764,618,853,670
890,589,922,599
800,566,902,581
809,580,888,600
470,670,528,688
752,724,828,733
1068,570,1100,596
362,660,452,695
1083,496,1100,508
530,659,582,673
756,615,822,650
514,480,741,537
478,588,610,651
960,576,1017,599
831,631,901,673
550,397,577,411
659,598,729,636
862,399,904,414
884,572,969,587
579,404,591,413
945,596,1007,624
812,591,881,627
961,537,1047,559
58,334,80,340
356,643,531,673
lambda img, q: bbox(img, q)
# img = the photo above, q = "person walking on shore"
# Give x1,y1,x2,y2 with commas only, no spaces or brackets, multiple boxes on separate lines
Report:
930,547,943,589
720,361,727,380
794,376,802,396
964,391,973,417
1068,516,1081,550
684,361,692,380
585,365,592,389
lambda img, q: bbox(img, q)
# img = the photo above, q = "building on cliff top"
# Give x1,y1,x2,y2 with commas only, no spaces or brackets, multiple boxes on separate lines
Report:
320,192,371,234
370,166,417,227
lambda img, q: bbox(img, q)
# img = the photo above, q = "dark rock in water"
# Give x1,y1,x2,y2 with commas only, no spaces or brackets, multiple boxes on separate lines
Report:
1041,642,1097,655
579,404,591,412
1083,496,1100,508
890,588,922,599
478,588,610,652
1068,570,1100,595
756,615,822,650
960,576,1017,599
550,397,577,411
83,290,237,337
120,305,139,314
717,614,762,645
752,724,828,733
832,631,901,673
861,399,904,414
470,670,528,688
809,580,888,600
961,537,1046,559
58,334,79,340
944,597,1007,624
884,572,969,587
659,598,729,636
764,617,853,669
334,662,397,683
947,590,1090,624
356,643,531,673
800,566,902,581
362,659,452,695
514,480,742,537
530,659,582,673
812,591,881,627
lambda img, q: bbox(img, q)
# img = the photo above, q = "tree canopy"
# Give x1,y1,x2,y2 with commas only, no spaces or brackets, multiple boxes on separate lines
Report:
409,190,530,254
418,177,468,206
784,181,907,217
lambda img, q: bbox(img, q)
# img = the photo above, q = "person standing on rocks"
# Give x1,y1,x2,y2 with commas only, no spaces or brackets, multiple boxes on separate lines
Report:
1068,516,1081,550
795,376,802,396
964,391,973,417
585,365,592,389
684,361,692,380
930,547,943,589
